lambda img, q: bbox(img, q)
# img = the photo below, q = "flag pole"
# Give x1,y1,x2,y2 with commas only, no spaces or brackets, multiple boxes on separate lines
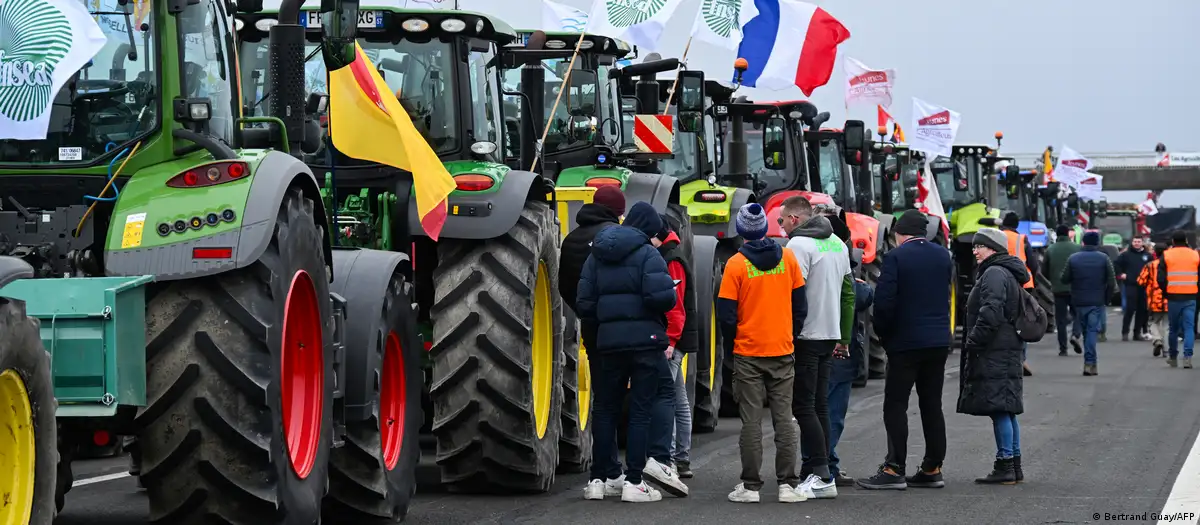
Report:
661,36,693,116
530,30,589,173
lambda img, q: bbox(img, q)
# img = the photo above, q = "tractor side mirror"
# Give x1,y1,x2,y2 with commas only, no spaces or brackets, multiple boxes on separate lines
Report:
1098,197,1109,218
677,70,705,113
1004,164,1021,199
843,119,865,163
762,116,787,170
953,160,969,191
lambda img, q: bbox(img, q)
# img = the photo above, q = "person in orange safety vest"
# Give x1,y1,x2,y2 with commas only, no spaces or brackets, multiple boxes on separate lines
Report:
1155,231,1199,368
1137,243,1169,357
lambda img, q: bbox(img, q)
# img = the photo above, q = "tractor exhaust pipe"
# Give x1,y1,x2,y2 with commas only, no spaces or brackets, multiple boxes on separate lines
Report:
517,31,547,173
267,0,312,155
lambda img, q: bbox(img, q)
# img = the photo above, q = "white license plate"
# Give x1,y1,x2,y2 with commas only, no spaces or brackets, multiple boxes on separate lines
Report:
299,10,384,29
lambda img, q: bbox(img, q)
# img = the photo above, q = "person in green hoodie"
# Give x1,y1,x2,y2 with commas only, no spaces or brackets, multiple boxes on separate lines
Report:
1045,224,1083,356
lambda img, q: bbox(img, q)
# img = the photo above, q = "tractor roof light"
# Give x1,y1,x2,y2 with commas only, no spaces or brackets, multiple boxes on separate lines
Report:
578,40,594,50
254,18,277,32
234,18,245,32
453,173,494,191
603,39,611,51
440,18,466,32
475,18,484,32
402,18,429,32
545,40,567,49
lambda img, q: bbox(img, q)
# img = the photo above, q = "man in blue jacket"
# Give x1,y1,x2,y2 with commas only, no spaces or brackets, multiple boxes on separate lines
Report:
1061,230,1117,376
577,201,680,503
858,210,953,490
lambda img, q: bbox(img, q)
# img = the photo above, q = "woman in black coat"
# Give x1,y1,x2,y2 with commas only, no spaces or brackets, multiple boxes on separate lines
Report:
957,228,1029,485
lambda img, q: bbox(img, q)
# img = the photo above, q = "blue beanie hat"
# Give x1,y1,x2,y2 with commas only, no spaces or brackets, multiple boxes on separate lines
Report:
1082,230,1101,246
736,203,768,241
623,201,662,238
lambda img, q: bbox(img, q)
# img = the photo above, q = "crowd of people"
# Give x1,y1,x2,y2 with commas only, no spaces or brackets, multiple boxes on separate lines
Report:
557,185,1096,503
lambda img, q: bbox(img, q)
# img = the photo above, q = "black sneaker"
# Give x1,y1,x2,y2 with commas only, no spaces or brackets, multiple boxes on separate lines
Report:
1058,349,1068,356
1070,336,1083,354
906,468,945,488
856,465,907,490
675,461,693,479
834,470,855,487
1122,333,1130,342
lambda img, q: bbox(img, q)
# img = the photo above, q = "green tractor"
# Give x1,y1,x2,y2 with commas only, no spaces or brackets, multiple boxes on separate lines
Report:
237,7,571,492
501,30,726,432
0,0,431,522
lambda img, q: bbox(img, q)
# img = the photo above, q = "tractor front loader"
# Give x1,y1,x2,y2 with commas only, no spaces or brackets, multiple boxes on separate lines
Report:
0,0,427,522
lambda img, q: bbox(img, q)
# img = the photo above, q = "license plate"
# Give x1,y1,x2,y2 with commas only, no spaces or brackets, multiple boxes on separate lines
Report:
299,10,384,29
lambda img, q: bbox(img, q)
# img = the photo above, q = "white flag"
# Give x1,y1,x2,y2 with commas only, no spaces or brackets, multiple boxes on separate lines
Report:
0,0,107,140
587,0,686,53
909,98,961,159
1076,173,1103,201
1054,145,1092,189
543,0,589,32
920,160,951,241
690,0,757,51
843,57,895,109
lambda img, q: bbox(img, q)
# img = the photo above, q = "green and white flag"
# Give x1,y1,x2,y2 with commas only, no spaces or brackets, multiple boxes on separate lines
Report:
586,0,685,53
690,0,757,51
0,0,106,139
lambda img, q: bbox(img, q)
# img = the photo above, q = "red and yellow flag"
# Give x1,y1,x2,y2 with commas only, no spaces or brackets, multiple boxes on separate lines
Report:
328,43,455,240
877,105,905,143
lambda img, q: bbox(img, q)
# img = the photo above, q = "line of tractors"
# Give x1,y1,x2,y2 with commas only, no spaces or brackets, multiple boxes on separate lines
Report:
0,1,1092,523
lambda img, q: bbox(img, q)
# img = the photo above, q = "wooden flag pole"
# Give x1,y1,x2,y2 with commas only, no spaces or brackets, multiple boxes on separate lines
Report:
661,36,694,116
530,30,589,173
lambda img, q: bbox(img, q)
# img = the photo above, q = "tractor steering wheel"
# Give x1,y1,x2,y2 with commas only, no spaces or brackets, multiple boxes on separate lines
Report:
75,79,130,101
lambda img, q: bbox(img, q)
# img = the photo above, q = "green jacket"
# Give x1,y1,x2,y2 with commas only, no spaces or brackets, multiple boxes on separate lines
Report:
1045,238,1082,295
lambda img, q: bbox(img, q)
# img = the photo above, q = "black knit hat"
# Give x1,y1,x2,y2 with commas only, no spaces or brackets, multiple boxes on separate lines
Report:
894,210,928,237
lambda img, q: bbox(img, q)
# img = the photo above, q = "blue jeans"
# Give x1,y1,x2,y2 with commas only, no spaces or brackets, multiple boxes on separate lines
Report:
667,351,692,464
1076,305,1104,365
591,350,672,485
990,413,1021,459
1168,299,1197,359
1120,284,1127,310
649,350,678,466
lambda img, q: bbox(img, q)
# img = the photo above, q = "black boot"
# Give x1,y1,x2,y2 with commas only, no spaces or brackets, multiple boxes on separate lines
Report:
1013,456,1023,482
974,458,1016,485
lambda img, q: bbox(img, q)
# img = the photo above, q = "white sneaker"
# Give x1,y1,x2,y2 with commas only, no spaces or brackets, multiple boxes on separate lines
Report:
643,458,689,497
621,481,662,502
604,475,625,497
778,483,809,503
799,474,838,499
727,483,760,503
583,479,606,500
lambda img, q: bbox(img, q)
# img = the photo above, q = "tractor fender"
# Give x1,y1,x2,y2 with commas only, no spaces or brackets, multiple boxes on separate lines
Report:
845,212,880,265
875,213,895,251
719,188,756,238
329,247,411,422
0,256,33,290
623,172,681,212
926,215,944,243
104,151,333,281
407,169,545,240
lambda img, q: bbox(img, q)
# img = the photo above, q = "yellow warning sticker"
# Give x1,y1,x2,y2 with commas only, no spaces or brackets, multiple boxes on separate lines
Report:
122,212,147,248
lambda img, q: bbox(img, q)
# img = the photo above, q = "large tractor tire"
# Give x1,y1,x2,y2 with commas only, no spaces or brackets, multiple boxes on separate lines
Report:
0,297,57,525
429,200,565,492
137,188,335,525
691,236,722,433
864,260,886,380
557,315,591,474
325,266,423,522
1034,272,1056,333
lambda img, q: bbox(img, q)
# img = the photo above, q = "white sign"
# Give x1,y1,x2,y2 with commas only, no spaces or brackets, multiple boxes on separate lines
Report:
587,0,686,53
57,146,82,161
1076,173,1103,201
1054,145,1092,189
909,97,960,158
690,0,757,51
843,57,895,109
0,0,107,140
1139,198,1159,216
1158,152,1200,167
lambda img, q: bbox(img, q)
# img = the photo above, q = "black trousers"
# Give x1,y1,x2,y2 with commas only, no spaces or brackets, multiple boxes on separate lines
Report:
882,347,950,473
792,339,834,479
1123,284,1149,336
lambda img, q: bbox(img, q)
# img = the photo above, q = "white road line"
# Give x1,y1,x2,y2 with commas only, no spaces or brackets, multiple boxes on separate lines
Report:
1159,420,1200,524
72,471,131,487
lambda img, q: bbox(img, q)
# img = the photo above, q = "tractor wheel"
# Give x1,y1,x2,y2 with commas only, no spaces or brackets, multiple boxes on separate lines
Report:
325,272,423,522
557,318,592,474
429,200,564,492
691,236,722,433
136,188,335,525
864,260,886,380
55,445,72,514
1034,272,1056,332
0,298,57,525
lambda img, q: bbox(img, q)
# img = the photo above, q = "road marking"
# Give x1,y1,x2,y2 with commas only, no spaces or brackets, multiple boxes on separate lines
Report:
1159,421,1200,524
72,471,131,487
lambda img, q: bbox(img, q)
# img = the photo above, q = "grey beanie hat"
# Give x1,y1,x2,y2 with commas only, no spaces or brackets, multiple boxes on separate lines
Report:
973,227,1009,254
736,203,768,241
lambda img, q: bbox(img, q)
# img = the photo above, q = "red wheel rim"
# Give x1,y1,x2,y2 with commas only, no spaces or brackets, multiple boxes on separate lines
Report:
280,270,324,479
380,331,406,470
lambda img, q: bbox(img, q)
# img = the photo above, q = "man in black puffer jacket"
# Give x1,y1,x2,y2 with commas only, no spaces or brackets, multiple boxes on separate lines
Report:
577,201,679,502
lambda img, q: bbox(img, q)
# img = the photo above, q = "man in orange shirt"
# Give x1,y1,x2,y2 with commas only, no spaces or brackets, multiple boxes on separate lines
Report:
718,203,809,504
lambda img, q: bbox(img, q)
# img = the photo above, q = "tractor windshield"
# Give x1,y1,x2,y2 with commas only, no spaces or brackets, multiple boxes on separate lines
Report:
810,137,848,204
0,0,159,164
879,155,920,211
239,37,460,154
930,157,980,209
501,59,599,154
1093,215,1135,244
736,126,795,195
661,121,699,179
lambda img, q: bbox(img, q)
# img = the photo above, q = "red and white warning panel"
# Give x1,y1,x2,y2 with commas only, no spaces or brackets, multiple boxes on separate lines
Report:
633,115,674,154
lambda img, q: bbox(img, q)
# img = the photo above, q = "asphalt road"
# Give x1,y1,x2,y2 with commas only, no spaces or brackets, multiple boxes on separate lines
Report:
58,310,1200,524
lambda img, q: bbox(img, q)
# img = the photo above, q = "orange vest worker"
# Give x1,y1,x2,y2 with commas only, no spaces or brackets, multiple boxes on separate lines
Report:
1004,230,1035,289
1163,246,1200,295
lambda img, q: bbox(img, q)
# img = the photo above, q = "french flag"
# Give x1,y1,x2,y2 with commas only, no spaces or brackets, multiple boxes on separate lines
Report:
735,0,850,96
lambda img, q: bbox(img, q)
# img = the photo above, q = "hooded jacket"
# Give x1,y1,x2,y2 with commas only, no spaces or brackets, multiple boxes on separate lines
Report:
560,203,622,312
716,239,807,357
576,225,677,354
657,231,699,352
957,253,1027,417
1061,245,1117,307
785,215,855,344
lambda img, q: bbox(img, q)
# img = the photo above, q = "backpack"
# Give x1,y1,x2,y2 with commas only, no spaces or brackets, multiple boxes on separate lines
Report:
1014,287,1048,343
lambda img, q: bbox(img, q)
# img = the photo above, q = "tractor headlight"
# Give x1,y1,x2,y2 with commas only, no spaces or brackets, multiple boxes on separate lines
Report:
440,18,466,32
402,18,429,32
475,18,484,33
